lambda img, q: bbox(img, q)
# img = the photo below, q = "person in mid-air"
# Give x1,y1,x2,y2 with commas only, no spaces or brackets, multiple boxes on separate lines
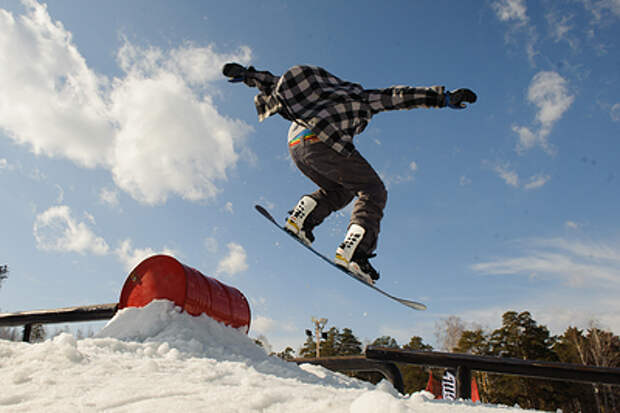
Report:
223,63,476,284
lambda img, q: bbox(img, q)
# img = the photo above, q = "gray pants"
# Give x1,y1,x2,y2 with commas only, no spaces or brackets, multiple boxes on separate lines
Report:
289,138,387,254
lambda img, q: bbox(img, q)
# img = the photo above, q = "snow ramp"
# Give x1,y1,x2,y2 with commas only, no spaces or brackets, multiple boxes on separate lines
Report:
0,300,542,412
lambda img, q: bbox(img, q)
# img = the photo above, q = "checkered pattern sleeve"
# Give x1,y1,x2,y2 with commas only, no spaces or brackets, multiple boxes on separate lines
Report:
243,67,280,94
365,85,446,114
242,67,285,122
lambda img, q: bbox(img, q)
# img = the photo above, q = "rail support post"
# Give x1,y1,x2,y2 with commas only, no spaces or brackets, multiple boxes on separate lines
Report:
22,323,32,342
457,365,472,400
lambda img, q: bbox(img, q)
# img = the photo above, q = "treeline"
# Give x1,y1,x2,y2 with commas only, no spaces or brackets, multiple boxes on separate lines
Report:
267,311,619,412
455,311,620,412
0,323,96,342
267,326,433,395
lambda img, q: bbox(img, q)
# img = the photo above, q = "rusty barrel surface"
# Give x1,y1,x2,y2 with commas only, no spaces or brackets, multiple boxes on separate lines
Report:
119,255,251,333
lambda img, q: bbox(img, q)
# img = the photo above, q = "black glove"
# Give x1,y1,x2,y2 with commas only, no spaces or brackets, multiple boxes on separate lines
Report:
222,63,247,83
444,88,477,109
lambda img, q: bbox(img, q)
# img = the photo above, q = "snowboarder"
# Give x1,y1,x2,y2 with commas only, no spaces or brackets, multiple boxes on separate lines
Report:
223,63,476,284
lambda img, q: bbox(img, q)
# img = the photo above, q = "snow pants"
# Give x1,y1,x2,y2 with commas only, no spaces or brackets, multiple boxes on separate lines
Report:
288,128,387,254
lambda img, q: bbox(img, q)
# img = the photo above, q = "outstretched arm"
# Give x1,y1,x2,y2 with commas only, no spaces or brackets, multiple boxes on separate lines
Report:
366,86,476,114
222,63,280,95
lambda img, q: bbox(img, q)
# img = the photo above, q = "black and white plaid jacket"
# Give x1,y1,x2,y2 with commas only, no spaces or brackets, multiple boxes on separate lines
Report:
243,65,446,157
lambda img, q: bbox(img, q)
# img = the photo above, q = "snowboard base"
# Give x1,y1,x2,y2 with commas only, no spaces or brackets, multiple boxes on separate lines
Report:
255,204,426,311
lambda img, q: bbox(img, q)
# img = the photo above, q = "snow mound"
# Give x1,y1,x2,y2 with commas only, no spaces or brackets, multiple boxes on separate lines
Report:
0,300,539,412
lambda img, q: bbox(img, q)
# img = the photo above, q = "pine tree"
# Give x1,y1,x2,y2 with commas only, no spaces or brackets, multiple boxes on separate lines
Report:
0,265,12,340
276,347,295,360
371,335,399,348
403,336,433,352
455,328,489,355
0,265,7,288
337,328,362,356
299,333,318,358
400,336,433,394
475,311,558,410
319,327,340,357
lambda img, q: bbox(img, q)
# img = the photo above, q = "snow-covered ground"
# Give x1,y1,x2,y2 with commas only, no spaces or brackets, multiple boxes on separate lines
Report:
0,300,539,412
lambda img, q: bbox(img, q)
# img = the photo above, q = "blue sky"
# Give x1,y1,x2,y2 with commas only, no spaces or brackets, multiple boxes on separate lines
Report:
1,0,619,352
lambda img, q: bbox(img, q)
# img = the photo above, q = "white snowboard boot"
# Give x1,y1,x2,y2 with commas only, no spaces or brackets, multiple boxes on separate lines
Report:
334,224,380,284
284,196,317,246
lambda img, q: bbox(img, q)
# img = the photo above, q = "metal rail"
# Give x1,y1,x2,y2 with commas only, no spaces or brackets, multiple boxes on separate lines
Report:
366,346,620,399
290,355,405,394
0,303,118,342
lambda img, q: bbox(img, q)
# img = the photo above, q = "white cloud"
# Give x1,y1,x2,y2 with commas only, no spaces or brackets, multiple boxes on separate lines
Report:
99,187,120,208
580,0,620,22
223,202,234,214
565,221,582,230
485,160,550,190
251,315,297,335
258,197,276,211
523,173,551,190
109,41,253,204
611,103,620,122
54,184,64,204
204,237,218,253
250,314,299,352
0,0,113,168
33,204,174,270
492,0,527,23
459,175,472,186
436,299,620,340
491,161,520,187
515,71,574,155
28,168,46,182
491,0,538,65
252,315,277,334
0,1,253,205
217,242,248,276
472,237,620,288
409,161,418,172
114,239,177,272
546,12,578,50
379,170,414,189
33,205,110,255
530,72,574,125
0,158,15,171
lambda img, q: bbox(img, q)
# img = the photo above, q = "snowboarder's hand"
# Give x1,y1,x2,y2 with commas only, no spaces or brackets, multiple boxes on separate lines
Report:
222,63,247,83
444,89,477,109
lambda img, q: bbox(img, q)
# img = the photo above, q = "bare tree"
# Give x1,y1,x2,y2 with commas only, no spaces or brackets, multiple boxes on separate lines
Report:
435,316,466,352
588,326,620,413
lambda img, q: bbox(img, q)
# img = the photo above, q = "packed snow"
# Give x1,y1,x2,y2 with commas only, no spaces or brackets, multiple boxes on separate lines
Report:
0,300,539,412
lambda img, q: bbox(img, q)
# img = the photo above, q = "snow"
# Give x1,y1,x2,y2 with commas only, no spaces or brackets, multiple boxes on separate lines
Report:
0,300,539,412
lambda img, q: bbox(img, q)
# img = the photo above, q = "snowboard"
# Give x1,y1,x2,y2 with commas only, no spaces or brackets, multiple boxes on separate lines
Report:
255,204,427,311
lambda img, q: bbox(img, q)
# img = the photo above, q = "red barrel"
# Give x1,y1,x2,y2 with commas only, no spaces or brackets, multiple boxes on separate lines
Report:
119,255,251,333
